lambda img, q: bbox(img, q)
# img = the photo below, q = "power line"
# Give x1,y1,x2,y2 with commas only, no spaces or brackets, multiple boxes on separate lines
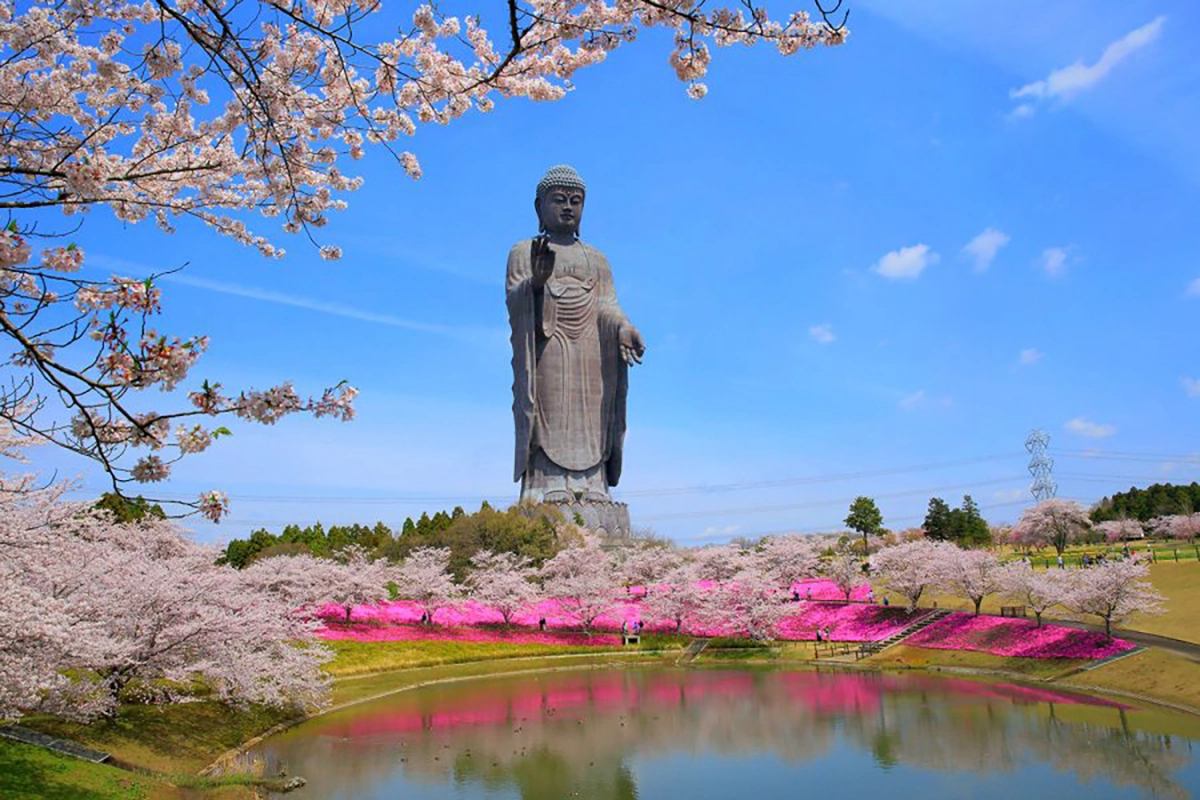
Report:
640,475,1028,522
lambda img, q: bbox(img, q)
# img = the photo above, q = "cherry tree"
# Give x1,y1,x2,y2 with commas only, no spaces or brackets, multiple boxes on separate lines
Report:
753,534,821,592
1094,519,1145,545
823,550,864,601
1064,558,1165,640
465,550,537,628
0,0,845,512
641,562,708,634
242,551,341,612
1148,513,1200,542
702,567,787,641
1,484,331,719
940,548,1001,616
393,546,460,624
539,537,619,635
1012,499,1091,556
616,541,682,595
996,561,1064,627
692,543,749,585
868,539,956,610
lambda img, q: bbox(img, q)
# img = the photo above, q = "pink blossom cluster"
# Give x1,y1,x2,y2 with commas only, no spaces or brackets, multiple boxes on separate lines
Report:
905,613,1135,660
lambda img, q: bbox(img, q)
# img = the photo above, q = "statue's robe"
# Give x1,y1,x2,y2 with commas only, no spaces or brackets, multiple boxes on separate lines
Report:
507,238,629,493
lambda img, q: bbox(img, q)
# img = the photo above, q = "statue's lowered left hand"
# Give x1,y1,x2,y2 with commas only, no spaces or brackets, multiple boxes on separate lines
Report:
619,323,645,366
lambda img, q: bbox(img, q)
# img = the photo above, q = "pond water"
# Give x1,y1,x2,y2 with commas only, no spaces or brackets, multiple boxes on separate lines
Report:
251,667,1200,799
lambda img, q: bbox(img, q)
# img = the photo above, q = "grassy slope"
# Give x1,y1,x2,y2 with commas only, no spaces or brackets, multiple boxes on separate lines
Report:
0,737,169,800
1059,648,1200,711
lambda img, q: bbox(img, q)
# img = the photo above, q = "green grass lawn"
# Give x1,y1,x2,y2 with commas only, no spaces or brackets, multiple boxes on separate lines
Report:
1059,647,1200,712
0,737,171,800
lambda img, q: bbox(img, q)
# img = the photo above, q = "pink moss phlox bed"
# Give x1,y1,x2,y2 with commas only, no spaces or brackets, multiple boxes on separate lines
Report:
904,613,1135,659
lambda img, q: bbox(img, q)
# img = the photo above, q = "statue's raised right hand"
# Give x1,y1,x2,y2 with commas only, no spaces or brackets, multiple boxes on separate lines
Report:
530,234,555,288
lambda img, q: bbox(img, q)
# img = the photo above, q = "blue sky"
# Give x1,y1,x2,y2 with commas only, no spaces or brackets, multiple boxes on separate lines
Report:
25,0,1200,545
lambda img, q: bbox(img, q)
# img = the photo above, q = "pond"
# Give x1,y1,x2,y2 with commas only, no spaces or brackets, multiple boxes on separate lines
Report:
250,667,1200,799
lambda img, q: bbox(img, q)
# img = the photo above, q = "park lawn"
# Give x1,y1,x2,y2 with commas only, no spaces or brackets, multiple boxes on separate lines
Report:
1124,563,1200,643
864,644,1088,680
0,737,176,800
20,702,297,777
1058,648,1200,712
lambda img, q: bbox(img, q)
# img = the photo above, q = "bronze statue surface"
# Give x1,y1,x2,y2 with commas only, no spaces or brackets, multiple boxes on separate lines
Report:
506,166,644,538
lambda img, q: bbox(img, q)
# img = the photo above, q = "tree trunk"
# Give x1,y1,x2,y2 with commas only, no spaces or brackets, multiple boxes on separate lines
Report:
1105,616,1112,641
973,597,982,616
1035,610,1043,627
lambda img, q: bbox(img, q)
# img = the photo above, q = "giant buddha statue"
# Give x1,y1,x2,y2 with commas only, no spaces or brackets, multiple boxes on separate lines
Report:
506,165,645,539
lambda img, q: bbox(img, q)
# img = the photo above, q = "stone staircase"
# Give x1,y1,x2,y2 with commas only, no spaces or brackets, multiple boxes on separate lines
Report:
852,608,953,661
678,638,711,663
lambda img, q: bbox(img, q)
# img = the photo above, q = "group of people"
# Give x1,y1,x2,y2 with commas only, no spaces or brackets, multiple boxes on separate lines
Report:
621,620,644,637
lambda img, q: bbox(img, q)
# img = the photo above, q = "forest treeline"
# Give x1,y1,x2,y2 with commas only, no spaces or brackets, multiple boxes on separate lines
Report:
215,501,570,578
1090,482,1199,523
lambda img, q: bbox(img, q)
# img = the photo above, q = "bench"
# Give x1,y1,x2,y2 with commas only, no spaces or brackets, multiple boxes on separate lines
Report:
1000,605,1027,618
622,634,641,646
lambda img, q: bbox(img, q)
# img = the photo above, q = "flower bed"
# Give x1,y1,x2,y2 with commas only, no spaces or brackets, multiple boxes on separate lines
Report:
904,613,1135,660
775,603,923,642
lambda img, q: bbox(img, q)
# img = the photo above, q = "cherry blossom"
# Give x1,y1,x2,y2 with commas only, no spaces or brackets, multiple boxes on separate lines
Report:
1012,499,1091,555
869,539,957,610
940,549,1002,616
997,561,1065,627
393,546,461,625
539,537,621,635
465,550,538,628
1064,558,1165,640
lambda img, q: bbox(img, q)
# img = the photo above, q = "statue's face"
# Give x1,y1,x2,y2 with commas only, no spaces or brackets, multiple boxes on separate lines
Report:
537,186,585,235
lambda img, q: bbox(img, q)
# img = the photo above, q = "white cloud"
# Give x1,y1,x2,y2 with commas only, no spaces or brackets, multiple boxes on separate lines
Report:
1019,348,1043,366
1011,17,1166,102
1065,417,1117,439
1040,247,1069,276
809,323,836,344
1183,378,1200,398
992,488,1027,503
873,244,939,280
962,228,1010,272
165,274,505,345
899,390,926,409
698,524,743,542
1007,103,1036,121
1187,277,1200,297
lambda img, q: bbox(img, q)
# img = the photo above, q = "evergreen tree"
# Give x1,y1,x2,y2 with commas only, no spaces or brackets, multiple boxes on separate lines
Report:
923,497,953,540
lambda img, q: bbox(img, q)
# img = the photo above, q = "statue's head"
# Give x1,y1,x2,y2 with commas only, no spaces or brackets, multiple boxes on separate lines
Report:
535,165,586,237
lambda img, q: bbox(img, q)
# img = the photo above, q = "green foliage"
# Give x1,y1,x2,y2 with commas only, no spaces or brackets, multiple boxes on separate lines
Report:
216,502,569,576
845,496,884,550
380,502,565,580
93,492,165,524
216,520,394,567
925,495,991,547
1091,482,1200,523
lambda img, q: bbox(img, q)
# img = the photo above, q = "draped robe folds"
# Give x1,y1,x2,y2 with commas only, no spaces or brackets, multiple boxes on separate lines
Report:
507,239,629,497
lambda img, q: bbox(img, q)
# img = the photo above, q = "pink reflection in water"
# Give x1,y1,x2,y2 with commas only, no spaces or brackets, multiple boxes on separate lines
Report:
322,670,1124,742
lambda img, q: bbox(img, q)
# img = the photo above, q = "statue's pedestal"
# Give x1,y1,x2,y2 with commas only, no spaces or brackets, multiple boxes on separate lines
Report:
552,498,631,547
